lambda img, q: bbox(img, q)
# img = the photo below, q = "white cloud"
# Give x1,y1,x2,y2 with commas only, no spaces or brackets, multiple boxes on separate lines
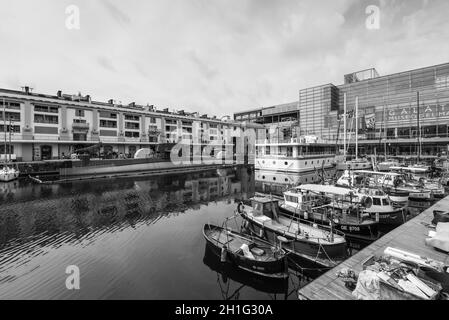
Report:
0,0,448,116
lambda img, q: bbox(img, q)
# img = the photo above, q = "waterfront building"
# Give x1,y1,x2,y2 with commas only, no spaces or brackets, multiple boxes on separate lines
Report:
235,62,449,159
0,87,262,162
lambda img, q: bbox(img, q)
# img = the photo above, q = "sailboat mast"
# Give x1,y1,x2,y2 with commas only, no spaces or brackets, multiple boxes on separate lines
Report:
8,117,12,162
3,98,6,164
383,102,387,160
343,93,347,159
417,91,421,162
355,96,358,160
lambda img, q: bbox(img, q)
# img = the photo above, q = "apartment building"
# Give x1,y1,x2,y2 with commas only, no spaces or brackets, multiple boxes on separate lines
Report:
0,87,261,162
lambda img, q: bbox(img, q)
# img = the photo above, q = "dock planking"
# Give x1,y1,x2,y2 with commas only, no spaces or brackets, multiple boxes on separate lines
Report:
298,196,449,300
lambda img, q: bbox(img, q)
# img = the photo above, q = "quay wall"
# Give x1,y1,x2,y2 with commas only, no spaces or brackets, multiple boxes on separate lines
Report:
298,195,449,300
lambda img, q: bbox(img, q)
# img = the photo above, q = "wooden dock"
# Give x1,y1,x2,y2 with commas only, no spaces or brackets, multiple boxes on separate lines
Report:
298,195,449,300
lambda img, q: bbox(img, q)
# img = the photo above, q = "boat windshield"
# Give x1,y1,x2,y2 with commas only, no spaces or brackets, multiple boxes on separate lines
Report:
372,197,381,206
285,194,299,203
252,199,279,219
382,198,390,206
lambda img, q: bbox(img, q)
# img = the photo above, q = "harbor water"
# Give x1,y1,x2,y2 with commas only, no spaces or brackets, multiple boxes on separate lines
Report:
0,166,437,299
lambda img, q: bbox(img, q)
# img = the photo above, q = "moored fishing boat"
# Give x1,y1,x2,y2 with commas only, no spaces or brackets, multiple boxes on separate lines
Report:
354,187,407,226
238,197,347,269
0,165,19,182
279,184,379,241
337,170,432,202
390,166,446,199
203,223,289,279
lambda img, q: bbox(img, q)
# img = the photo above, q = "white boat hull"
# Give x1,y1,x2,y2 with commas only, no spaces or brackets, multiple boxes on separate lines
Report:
255,156,335,174
0,168,20,182
336,161,372,171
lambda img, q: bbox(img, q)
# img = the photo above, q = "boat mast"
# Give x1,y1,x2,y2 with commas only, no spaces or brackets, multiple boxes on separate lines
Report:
2,97,6,165
417,91,421,163
383,101,387,160
343,93,347,160
355,96,358,160
8,116,12,162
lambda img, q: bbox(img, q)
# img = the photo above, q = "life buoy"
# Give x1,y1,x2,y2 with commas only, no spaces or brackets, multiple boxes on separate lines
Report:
237,202,244,214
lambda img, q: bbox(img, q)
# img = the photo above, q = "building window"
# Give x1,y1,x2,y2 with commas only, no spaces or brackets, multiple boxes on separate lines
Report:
73,119,87,124
34,105,58,113
99,111,117,119
0,101,21,110
75,109,85,117
0,145,14,154
34,114,58,124
0,112,21,122
125,122,140,130
73,133,87,141
100,120,117,128
0,125,20,133
125,131,140,138
125,114,140,121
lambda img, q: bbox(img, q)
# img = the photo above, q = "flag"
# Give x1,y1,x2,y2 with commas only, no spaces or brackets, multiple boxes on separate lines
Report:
365,113,376,129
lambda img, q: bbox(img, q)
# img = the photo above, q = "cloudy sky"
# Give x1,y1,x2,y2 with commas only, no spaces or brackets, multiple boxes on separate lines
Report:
0,0,448,117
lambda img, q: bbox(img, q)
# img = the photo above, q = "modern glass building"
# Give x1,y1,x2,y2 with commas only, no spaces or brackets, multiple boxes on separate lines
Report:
234,62,449,158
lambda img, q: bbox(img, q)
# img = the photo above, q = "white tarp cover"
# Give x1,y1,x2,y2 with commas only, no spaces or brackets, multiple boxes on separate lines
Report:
239,244,255,260
352,270,381,300
426,222,449,253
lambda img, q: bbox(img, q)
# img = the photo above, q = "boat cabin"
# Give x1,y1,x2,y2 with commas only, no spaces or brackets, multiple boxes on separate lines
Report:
356,188,391,208
251,197,280,220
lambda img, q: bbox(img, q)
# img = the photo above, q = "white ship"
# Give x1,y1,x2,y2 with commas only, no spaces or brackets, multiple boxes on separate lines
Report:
255,135,338,175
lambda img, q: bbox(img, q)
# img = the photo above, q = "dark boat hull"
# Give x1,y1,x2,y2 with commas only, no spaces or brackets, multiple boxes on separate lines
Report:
367,209,406,226
241,215,347,268
203,225,288,279
279,205,379,242
202,244,289,295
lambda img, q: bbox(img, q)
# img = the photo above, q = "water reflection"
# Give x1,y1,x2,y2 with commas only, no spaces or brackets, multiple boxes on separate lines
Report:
0,166,257,299
202,244,308,300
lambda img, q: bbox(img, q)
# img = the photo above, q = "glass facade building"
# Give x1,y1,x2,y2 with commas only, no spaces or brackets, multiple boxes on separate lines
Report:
235,62,449,157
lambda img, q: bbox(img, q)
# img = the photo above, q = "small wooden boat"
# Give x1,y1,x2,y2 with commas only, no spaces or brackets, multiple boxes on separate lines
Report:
239,197,348,269
202,244,289,295
203,224,289,279
280,185,380,241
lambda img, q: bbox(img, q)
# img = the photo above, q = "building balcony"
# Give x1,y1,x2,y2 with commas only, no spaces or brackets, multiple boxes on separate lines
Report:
72,122,90,130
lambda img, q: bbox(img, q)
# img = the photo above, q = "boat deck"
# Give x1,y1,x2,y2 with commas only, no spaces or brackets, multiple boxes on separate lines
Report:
249,211,346,245
297,195,449,300
282,203,374,226
208,228,276,262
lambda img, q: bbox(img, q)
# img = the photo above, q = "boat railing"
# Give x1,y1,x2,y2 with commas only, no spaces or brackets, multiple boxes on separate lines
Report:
280,205,345,242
